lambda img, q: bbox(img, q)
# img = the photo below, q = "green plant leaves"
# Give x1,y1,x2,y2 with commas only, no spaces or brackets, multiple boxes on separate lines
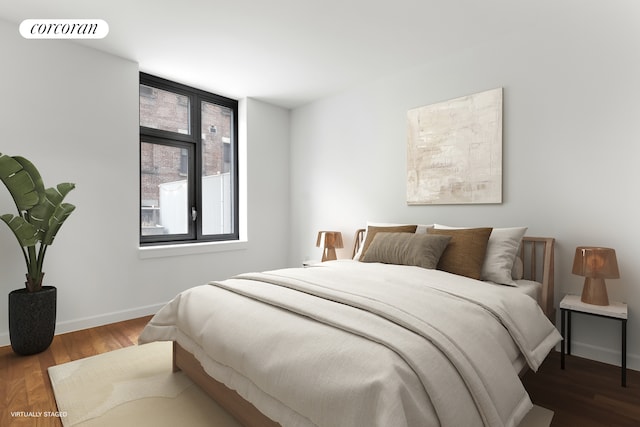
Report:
43,203,76,245
1,153,76,292
0,154,45,212
0,214,39,246
29,183,76,233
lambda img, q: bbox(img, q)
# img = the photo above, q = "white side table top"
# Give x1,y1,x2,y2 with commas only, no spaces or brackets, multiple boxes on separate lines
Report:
302,260,322,267
560,294,628,319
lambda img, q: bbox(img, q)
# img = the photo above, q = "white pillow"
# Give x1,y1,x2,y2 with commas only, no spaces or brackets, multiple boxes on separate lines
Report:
433,224,527,286
512,256,524,280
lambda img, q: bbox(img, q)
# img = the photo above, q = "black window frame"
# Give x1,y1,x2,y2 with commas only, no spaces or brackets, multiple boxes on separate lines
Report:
139,72,239,246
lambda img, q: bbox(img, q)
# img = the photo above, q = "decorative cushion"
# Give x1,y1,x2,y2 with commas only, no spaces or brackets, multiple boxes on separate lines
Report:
434,224,527,285
361,232,452,269
357,224,418,260
427,227,493,280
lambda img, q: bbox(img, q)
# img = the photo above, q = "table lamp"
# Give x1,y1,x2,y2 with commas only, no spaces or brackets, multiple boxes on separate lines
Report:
316,231,343,262
572,246,619,306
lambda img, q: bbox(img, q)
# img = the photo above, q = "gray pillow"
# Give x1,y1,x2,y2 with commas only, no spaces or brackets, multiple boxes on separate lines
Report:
361,232,451,269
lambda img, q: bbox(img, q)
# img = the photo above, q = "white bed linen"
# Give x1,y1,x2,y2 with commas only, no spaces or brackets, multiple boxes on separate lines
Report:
514,279,543,304
140,260,560,427
487,279,543,373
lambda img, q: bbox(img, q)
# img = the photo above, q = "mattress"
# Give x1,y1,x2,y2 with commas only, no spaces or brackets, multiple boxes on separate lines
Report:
140,260,560,427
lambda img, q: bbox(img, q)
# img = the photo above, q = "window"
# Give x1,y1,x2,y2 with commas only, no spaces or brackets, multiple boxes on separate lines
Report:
139,73,239,245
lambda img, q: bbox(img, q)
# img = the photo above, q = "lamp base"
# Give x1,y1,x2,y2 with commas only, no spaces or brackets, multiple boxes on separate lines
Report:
322,248,337,262
581,277,609,306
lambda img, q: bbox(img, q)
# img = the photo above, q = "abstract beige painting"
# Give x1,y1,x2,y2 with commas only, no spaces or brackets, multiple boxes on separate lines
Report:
407,88,502,205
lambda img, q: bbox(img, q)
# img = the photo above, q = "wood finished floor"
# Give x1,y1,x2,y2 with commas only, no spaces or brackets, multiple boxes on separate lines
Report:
522,351,640,427
1,316,639,427
0,316,151,427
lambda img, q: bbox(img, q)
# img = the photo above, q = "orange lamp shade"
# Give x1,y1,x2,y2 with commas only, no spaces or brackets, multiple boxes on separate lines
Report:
572,246,619,305
316,231,343,262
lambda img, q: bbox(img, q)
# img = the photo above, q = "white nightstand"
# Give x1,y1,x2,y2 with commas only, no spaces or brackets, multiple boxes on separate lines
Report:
302,260,321,268
559,294,628,386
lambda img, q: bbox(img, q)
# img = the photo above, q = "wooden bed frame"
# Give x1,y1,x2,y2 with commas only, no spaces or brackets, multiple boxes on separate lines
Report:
173,231,556,427
173,341,280,427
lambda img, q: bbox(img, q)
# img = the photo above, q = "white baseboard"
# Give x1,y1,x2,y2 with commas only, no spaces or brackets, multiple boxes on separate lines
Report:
0,303,164,348
561,340,640,371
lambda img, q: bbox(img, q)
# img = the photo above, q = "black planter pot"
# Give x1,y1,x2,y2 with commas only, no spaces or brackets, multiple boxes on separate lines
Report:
9,286,57,356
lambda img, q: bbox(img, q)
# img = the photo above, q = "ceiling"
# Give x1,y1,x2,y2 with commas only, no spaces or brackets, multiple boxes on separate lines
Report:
1,1,570,109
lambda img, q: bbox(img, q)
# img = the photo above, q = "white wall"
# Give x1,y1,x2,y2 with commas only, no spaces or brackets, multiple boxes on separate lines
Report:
290,4,640,368
0,18,291,345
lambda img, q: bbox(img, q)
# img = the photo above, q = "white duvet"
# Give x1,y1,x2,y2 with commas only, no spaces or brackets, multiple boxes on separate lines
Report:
139,260,561,427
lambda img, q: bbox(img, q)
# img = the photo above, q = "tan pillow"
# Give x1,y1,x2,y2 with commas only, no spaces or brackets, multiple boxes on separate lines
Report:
359,225,417,259
427,227,493,279
361,232,451,269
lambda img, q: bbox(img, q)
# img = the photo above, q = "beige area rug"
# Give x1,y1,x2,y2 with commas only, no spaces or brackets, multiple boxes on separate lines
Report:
520,405,554,427
48,341,241,427
48,341,553,427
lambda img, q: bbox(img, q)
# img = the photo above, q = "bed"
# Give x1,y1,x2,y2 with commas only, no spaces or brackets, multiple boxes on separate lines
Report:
139,225,561,427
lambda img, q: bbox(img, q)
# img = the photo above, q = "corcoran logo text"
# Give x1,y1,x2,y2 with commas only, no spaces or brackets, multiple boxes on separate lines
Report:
20,19,109,39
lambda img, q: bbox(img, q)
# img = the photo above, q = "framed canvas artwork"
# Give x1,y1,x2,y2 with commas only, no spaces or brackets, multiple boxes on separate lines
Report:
407,88,503,205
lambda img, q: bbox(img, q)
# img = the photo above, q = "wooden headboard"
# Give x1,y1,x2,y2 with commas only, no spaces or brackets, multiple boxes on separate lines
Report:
519,236,555,321
351,229,556,322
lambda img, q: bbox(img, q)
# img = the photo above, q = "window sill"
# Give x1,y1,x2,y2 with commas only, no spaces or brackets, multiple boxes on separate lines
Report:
138,239,248,259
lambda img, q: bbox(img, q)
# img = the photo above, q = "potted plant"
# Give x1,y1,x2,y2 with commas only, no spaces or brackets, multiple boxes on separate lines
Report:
0,153,75,355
